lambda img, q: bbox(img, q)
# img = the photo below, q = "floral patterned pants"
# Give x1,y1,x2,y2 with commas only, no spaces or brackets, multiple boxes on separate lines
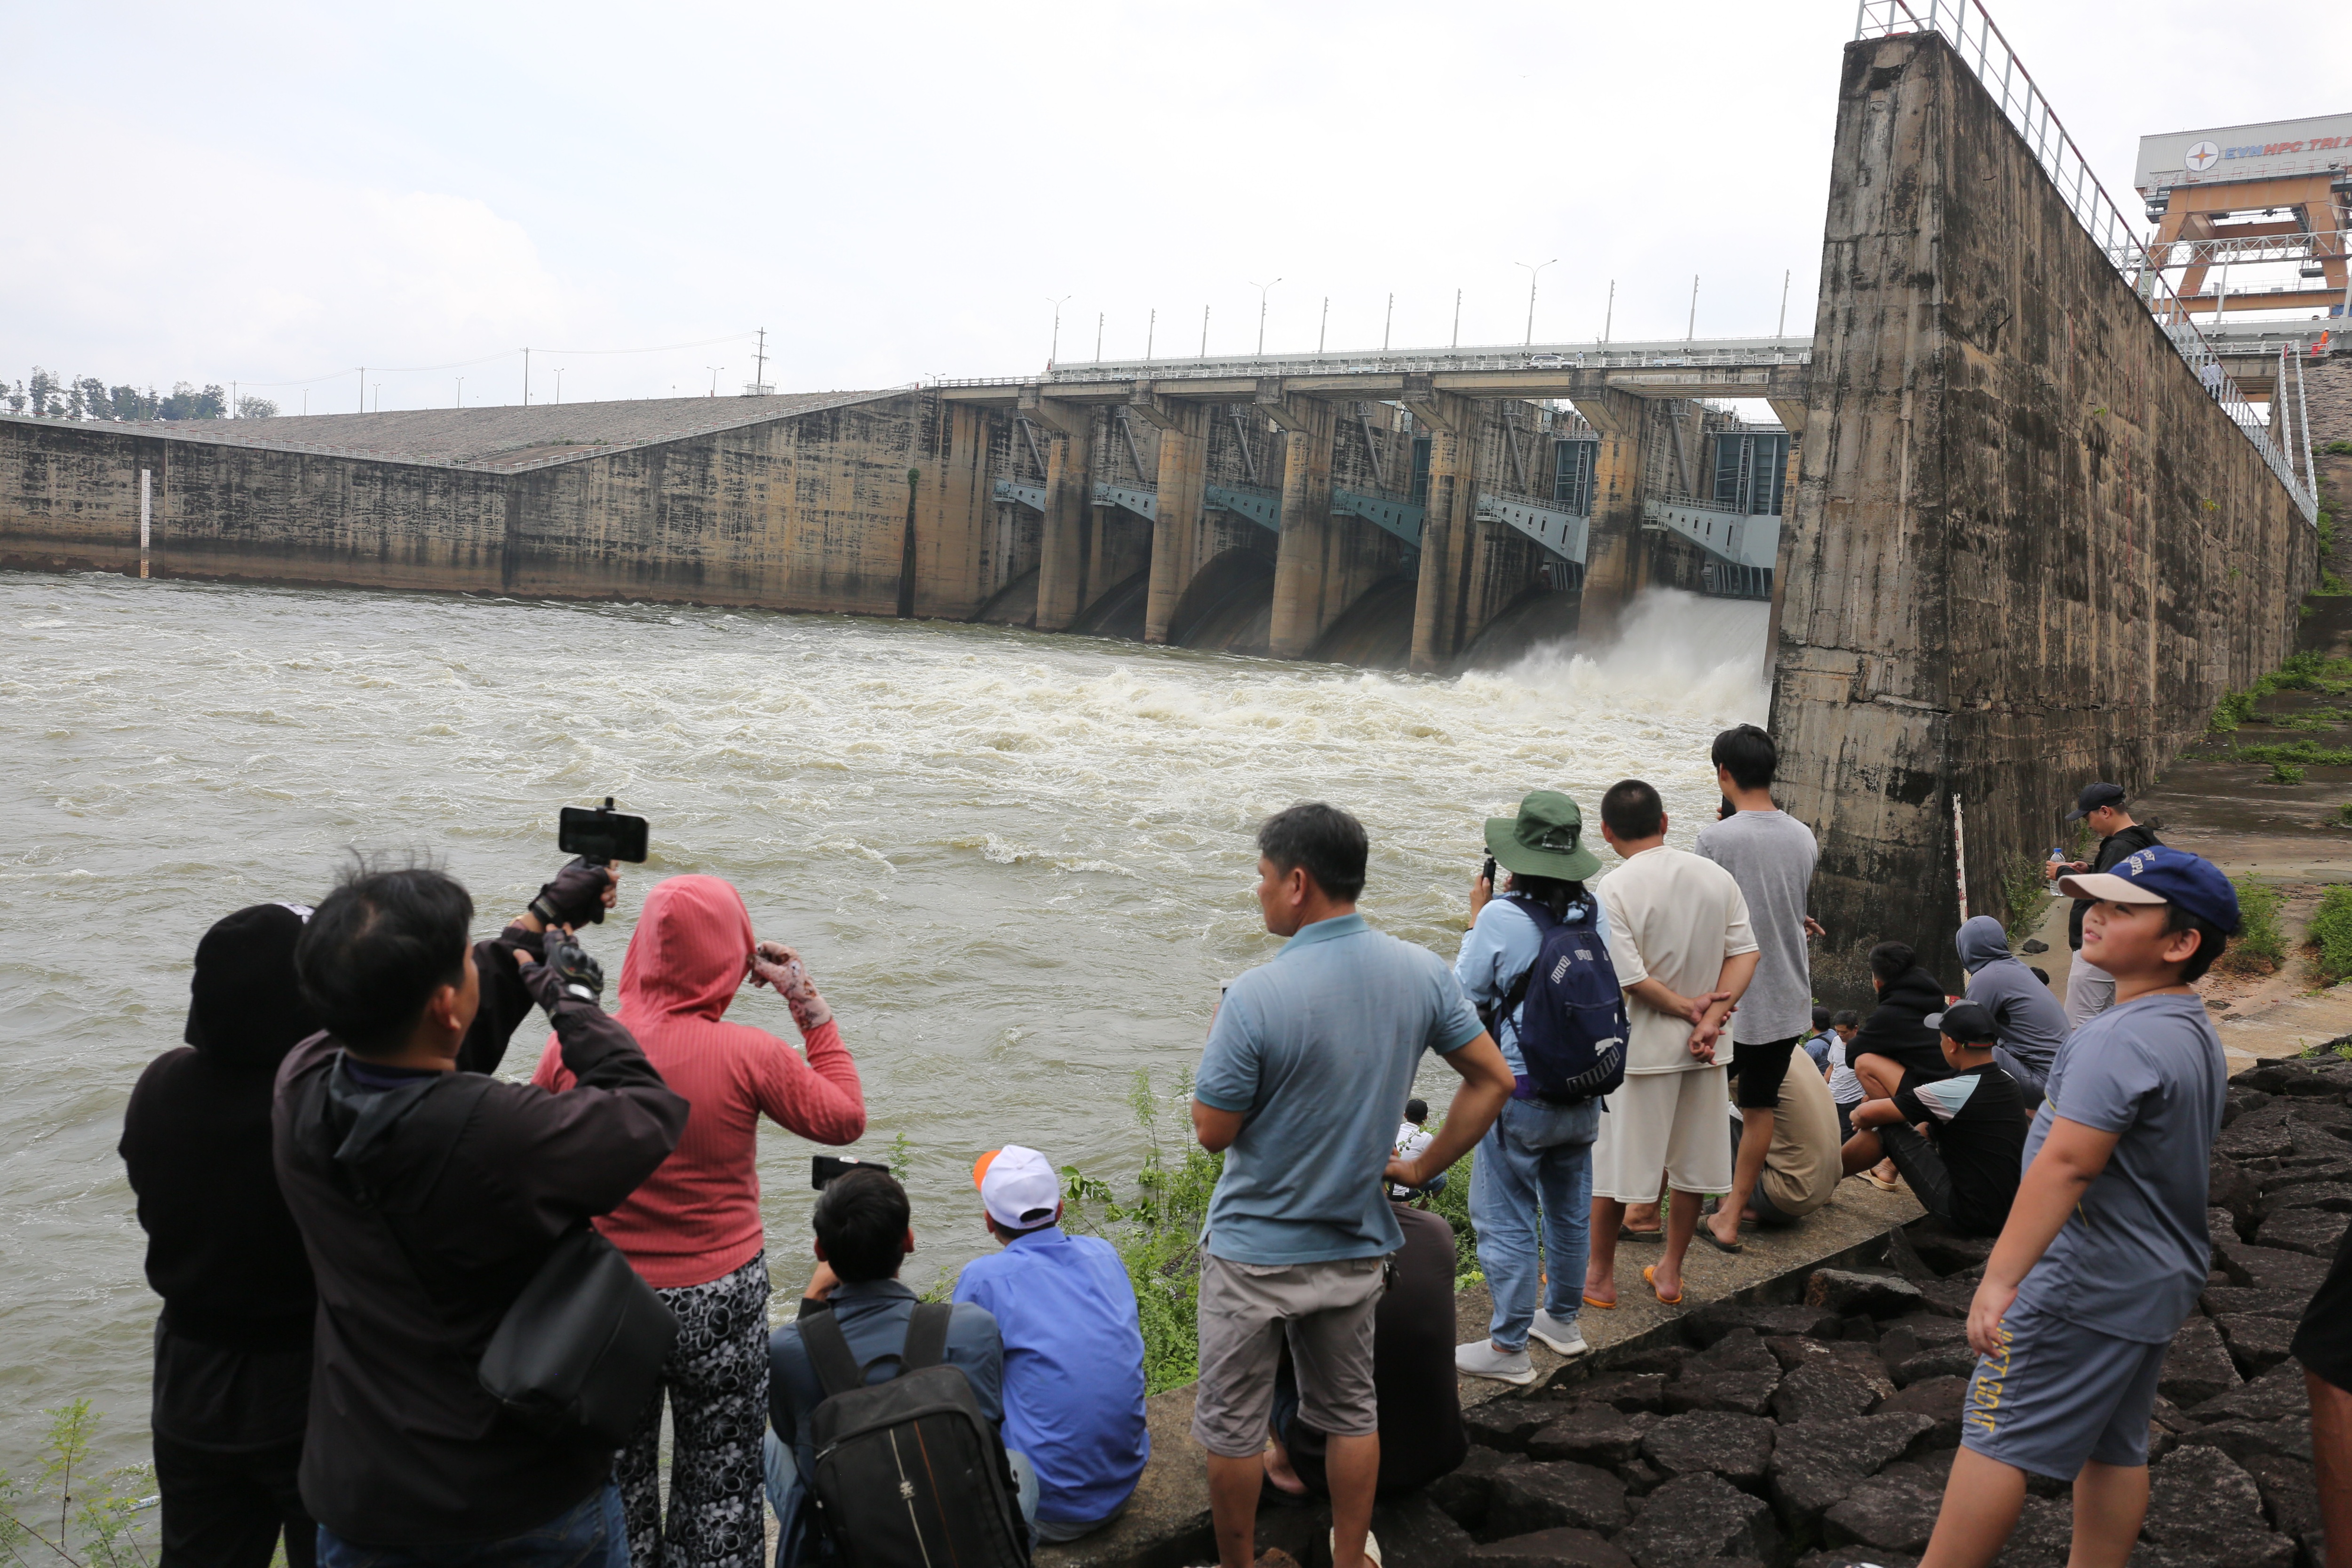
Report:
616,1252,771,1568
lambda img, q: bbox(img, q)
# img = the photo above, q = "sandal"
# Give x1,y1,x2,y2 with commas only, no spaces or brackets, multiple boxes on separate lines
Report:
1582,1290,1618,1310
1644,1265,1683,1306
1697,1226,1745,1255
1619,1225,1664,1243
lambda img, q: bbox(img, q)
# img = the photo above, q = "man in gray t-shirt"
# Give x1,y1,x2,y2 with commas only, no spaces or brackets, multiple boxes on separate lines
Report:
1693,724,1820,1250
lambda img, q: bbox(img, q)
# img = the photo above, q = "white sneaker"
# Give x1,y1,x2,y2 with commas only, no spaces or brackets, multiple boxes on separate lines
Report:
1330,1529,1383,1568
1530,1310,1589,1359
1454,1339,1536,1384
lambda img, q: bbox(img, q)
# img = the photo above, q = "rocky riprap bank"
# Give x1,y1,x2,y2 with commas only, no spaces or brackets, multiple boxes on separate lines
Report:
1327,1056,2351,1568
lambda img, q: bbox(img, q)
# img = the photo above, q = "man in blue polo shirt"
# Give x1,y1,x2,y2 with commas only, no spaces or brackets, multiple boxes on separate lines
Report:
1192,802,1515,1568
951,1144,1148,1544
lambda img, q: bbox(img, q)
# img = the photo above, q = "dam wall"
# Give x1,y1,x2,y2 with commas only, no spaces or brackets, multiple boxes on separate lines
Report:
1772,31,2317,993
0,392,1018,622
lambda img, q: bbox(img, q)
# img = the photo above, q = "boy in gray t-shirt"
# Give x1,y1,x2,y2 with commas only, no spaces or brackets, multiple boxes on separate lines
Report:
1915,845,2238,1568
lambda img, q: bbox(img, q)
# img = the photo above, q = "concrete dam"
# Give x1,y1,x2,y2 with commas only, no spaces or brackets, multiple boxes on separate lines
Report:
0,21,2331,974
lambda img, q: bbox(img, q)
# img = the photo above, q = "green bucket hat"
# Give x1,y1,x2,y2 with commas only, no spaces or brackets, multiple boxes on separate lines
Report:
1485,790,1603,882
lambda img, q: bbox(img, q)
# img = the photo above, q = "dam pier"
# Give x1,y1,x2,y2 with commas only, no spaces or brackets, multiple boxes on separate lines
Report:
0,16,2338,974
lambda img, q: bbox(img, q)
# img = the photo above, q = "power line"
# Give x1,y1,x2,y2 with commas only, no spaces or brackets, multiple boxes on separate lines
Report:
218,330,757,389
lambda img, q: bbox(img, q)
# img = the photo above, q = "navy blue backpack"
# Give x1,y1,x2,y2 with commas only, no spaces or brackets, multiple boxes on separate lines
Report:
1494,894,1629,1102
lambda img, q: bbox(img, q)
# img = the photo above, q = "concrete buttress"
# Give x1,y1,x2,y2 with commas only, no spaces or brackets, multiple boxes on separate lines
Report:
1405,381,1479,672
1022,390,1095,633
1263,384,1339,660
1132,386,1208,645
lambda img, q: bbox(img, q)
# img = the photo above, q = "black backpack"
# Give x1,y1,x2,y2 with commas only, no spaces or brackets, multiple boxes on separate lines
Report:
1488,894,1629,1103
799,1302,1029,1568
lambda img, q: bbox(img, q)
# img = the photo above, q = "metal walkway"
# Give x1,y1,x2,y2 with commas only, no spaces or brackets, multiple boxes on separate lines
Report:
990,478,1589,562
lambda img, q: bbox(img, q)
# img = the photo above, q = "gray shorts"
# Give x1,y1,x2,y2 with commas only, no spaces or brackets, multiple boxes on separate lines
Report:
1192,1252,1385,1458
1961,1299,2169,1478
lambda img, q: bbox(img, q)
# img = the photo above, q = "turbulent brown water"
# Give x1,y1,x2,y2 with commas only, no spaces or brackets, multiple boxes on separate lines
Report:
0,571,1765,1471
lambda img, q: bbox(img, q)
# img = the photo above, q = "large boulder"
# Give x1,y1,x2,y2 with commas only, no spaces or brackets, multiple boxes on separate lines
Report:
2192,1361,2313,1426
1902,1219,1998,1276
1463,1398,1573,1453
1993,1495,2075,1568
2255,1205,2352,1257
1662,1330,1781,1417
1427,1445,1526,1532
1685,1301,1843,1345
1483,1461,1630,1540
2213,1239,2334,1295
1463,1528,1633,1568
1772,1354,1896,1425
2137,1445,2298,1568
1610,1474,1776,1568
1367,1492,1476,1568
1639,1410,1775,1487
2217,1313,2302,1380
1567,1372,1666,1414
1871,1376,1970,1449
2159,1316,2243,1407
1806,1270,1925,1319
2240,1450,2324,1561
2177,1414,2314,1467
2202,1285,2320,1320
1821,1471,1943,1554
1764,1412,1935,1527
1527,1407,1649,1467
2218,1107,2296,1160
2257,1178,2352,1217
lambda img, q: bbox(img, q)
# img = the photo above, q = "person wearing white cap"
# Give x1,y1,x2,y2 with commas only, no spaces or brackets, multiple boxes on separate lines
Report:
952,1145,1149,1544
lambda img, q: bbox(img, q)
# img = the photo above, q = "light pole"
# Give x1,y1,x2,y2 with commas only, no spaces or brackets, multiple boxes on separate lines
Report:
1452,288,1462,349
1603,279,1615,344
1250,279,1281,357
1516,259,1557,346
1047,296,1071,366
1687,275,1700,341
707,366,723,397
555,368,565,404
454,377,463,409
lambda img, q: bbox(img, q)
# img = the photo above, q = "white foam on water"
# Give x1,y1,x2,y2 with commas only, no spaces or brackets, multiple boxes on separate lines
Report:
0,574,1765,1467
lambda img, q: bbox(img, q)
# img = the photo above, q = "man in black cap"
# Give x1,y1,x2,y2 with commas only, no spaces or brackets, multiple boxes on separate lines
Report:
2046,784,2161,1027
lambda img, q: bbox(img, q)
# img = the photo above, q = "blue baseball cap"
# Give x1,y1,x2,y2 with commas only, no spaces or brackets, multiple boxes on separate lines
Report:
2057,844,2241,935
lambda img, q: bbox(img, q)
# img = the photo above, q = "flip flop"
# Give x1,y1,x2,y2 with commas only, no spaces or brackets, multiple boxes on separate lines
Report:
1582,1291,1618,1310
1644,1265,1684,1306
1619,1225,1664,1243
1697,1226,1745,1255
1864,1171,1903,1193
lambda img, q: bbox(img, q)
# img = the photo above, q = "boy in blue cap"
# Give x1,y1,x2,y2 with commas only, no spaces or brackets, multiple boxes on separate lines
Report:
1915,844,2238,1568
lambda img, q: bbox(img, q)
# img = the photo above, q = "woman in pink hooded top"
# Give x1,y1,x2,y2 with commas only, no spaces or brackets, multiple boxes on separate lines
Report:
533,874,862,1568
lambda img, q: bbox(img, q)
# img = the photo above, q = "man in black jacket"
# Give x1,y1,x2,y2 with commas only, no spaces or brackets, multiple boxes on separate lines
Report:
1845,940,1954,1194
2047,783,2163,1027
274,863,685,1567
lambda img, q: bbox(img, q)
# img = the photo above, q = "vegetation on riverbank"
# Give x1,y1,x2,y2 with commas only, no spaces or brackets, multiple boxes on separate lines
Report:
1,1400,154,1565
2220,877,2288,975
2311,886,2352,987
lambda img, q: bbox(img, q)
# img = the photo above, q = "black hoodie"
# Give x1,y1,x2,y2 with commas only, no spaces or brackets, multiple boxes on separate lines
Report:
2068,823,2164,951
1849,966,1953,1082
272,944,686,1547
120,907,561,1451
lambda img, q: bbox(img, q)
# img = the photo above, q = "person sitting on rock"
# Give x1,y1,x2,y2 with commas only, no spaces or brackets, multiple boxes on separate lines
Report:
1954,915,2068,1112
1913,846,2237,1568
1729,1032,1843,1228
1845,940,1955,1192
950,1145,1149,1546
1839,1001,2024,1238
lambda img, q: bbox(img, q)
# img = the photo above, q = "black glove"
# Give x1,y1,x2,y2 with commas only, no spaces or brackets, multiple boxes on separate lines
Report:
521,930,605,1012
529,858,613,927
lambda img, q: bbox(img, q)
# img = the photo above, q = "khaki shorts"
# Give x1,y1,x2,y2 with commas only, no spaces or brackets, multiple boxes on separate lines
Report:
1592,1067,1734,1201
1191,1252,1385,1458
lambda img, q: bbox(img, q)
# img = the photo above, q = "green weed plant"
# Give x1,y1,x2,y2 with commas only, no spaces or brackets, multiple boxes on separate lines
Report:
2224,877,2287,975
2312,886,2352,987
0,1400,157,1566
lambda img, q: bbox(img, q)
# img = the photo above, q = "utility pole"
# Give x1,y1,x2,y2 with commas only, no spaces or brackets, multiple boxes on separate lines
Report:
1319,296,1329,354
231,380,237,419
1047,296,1071,367
752,327,768,392
1251,279,1280,356
1146,308,1155,361
1604,279,1615,344
1095,312,1103,362
1200,305,1210,357
374,383,381,412
358,366,365,414
524,347,531,406
454,377,463,409
1517,259,1557,346
1687,275,1700,341
707,366,723,397
1452,289,1461,348
1383,292,1393,351
1777,269,1791,337
555,368,565,403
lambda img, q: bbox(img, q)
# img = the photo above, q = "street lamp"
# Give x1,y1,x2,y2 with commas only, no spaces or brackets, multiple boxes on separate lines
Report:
555,368,565,404
454,376,464,409
1046,296,1071,367
707,367,724,397
1250,279,1281,357
1516,259,1558,346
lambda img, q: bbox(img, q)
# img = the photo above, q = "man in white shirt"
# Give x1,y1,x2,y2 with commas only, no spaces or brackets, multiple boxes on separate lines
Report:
1583,779,1759,1308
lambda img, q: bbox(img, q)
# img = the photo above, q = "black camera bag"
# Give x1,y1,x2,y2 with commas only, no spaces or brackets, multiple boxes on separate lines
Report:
477,1224,677,1447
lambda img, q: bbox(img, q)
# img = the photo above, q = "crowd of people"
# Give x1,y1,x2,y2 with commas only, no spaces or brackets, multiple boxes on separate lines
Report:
113,725,2352,1568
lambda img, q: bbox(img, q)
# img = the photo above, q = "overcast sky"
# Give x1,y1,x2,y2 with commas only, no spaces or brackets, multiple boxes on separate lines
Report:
4,0,2346,413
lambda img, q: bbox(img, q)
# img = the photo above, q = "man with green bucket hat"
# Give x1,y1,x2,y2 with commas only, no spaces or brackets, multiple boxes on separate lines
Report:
1452,789,1615,1384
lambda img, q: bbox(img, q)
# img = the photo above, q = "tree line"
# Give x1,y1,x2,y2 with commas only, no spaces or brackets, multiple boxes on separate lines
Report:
3,368,279,421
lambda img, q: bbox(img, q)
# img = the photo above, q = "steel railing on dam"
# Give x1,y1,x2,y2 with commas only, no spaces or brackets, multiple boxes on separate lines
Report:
932,335,1813,390
1855,0,2319,524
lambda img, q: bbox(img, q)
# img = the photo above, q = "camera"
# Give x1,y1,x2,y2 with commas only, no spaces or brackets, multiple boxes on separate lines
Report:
810,1154,890,1190
559,798,650,867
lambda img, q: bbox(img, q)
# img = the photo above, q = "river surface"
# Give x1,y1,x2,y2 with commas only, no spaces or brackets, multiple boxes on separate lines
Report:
0,571,1765,1472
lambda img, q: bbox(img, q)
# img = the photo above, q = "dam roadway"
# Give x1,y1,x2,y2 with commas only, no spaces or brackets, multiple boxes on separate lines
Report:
0,22,2334,981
